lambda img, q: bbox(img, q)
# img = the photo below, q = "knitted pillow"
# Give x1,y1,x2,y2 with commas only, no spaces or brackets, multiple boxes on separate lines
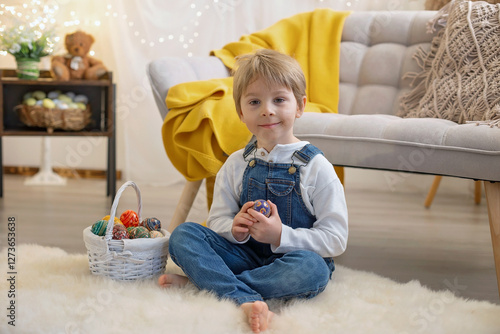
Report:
398,0,500,124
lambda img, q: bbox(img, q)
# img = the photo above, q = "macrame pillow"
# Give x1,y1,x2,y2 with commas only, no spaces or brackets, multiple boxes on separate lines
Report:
398,0,500,124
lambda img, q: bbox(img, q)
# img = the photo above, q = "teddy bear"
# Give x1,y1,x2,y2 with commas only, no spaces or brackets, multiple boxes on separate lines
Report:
51,30,107,81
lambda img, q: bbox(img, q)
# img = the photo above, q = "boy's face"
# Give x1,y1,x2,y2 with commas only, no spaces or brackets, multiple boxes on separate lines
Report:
239,76,305,151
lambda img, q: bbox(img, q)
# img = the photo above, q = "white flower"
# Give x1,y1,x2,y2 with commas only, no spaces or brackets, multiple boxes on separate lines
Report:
0,23,56,60
9,43,21,54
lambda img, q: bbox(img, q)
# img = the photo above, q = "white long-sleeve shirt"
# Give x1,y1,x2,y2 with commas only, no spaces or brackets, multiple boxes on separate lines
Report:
207,141,348,258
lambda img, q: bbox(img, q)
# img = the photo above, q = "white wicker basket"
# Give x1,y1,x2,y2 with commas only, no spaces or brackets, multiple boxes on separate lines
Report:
83,181,170,280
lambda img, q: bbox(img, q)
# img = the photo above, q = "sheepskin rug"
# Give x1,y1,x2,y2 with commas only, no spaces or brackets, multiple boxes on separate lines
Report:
1,244,499,334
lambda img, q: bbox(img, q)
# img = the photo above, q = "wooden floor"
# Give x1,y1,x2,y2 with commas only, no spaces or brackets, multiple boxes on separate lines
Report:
0,171,497,304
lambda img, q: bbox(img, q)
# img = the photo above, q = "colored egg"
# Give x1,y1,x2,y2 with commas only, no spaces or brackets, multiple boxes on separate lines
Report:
74,94,89,104
102,215,124,225
58,94,72,103
47,91,60,99
113,224,126,232
32,90,46,100
112,225,129,240
42,98,56,109
149,230,164,238
91,219,108,236
141,217,161,231
75,102,87,110
120,210,139,228
55,101,68,109
131,226,150,239
24,97,36,106
253,199,271,217
127,227,138,238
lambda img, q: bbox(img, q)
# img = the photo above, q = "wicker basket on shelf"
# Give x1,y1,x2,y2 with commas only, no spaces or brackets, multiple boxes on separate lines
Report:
83,181,170,281
15,104,91,133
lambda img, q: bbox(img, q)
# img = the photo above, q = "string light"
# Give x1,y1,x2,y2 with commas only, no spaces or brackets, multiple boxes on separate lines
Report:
0,0,58,57
1,0,363,59
102,2,204,56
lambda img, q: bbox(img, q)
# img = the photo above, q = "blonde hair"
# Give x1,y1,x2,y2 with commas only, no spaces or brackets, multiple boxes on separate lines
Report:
232,49,306,115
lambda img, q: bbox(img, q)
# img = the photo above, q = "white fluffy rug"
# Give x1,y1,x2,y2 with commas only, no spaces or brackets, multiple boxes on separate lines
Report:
1,245,500,334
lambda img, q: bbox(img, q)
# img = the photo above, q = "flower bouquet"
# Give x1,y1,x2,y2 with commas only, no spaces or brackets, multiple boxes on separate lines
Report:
0,24,55,80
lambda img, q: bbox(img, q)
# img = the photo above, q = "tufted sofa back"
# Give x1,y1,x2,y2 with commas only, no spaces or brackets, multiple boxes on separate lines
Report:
338,11,437,116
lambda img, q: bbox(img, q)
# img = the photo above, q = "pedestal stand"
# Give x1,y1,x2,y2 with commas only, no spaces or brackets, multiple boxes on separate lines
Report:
24,137,67,186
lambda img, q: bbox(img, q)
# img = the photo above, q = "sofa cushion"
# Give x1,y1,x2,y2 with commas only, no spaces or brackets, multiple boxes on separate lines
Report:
294,112,500,182
338,11,437,116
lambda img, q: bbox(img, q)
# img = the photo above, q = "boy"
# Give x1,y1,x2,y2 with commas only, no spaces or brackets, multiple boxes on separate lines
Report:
159,49,348,333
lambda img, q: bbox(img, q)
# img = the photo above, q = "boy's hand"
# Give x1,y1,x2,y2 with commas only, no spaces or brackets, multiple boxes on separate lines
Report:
248,200,282,247
232,201,257,242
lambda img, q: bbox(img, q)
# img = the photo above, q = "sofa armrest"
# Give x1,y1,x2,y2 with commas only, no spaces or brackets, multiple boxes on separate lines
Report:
147,56,230,120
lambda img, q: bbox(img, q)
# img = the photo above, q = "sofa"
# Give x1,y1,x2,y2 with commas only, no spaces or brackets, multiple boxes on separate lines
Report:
147,10,500,298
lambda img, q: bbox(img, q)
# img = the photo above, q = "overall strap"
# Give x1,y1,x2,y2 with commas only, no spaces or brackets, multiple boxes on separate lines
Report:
292,144,323,165
242,140,258,160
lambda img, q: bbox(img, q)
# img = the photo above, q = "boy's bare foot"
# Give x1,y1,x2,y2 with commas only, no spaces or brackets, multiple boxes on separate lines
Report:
157,273,189,288
241,301,274,333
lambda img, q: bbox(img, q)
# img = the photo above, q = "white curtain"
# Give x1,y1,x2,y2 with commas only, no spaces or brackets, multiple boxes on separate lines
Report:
0,0,425,186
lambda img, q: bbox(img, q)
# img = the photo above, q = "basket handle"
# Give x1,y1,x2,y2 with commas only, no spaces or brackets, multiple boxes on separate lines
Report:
105,181,142,240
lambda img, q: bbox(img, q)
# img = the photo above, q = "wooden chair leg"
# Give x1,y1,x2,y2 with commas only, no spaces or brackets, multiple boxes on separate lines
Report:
167,179,203,233
424,175,442,208
484,181,500,299
474,180,482,205
334,166,344,186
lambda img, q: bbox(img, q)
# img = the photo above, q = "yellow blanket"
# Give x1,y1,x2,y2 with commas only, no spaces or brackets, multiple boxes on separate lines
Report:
162,9,350,182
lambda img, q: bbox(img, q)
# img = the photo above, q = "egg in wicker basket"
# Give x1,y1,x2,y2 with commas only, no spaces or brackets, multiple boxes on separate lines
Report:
15,90,92,133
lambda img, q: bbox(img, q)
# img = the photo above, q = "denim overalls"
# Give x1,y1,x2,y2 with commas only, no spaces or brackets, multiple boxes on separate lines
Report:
241,141,329,260
168,142,334,305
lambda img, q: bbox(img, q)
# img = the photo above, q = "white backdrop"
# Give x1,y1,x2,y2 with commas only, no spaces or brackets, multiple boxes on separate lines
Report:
0,0,425,186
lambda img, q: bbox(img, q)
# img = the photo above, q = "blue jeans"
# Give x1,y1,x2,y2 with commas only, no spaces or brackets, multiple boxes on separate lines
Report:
168,222,334,305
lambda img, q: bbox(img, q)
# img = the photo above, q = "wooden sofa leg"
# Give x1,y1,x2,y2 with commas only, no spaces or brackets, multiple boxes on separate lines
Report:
474,181,482,205
424,175,442,208
167,179,203,233
484,181,500,299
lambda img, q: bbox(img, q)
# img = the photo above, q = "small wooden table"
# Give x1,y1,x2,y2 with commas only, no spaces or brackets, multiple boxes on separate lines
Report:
0,69,116,197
